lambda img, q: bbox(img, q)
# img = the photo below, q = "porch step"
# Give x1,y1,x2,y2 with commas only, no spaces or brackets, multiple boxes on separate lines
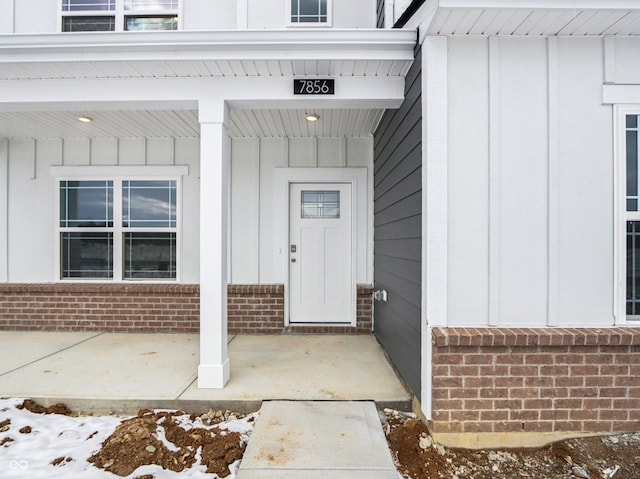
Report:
236,401,398,479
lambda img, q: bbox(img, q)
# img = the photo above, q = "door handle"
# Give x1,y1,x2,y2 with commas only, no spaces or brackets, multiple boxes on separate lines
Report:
291,258,296,263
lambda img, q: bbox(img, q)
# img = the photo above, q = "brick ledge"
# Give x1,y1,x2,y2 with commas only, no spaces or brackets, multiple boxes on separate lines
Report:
433,327,640,347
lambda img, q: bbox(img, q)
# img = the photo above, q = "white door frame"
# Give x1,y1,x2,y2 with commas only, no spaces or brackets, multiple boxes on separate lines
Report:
274,167,368,327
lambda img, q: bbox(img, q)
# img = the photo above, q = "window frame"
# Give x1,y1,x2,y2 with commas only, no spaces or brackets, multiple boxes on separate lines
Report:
615,105,640,324
56,176,181,283
60,0,181,32
286,0,332,28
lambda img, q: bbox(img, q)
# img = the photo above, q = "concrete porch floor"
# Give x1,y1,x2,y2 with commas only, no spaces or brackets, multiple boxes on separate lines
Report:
0,332,410,414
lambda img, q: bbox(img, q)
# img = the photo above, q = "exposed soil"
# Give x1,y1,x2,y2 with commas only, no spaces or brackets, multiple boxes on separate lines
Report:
383,409,640,479
17,399,73,416
88,408,248,477
13,400,251,478
9,400,640,478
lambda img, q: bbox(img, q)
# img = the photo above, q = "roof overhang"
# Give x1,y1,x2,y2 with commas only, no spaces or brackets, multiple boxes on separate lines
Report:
0,30,416,139
0,29,416,80
400,0,640,36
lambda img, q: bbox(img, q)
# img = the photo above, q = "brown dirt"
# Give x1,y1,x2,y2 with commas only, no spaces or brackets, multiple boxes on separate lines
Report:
384,410,640,479
88,408,246,477
17,399,72,415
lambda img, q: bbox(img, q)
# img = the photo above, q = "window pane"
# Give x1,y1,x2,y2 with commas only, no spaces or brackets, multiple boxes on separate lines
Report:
627,221,640,315
627,115,638,129
301,190,340,218
123,180,176,227
125,15,178,30
61,232,113,278
125,0,178,10
627,116,639,212
62,16,115,31
60,181,113,227
62,0,115,11
124,232,176,279
291,0,327,22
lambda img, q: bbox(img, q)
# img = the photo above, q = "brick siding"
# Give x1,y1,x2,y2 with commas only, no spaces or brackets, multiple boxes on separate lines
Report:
0,283,199,333
0,283,373,334
431,327,640,435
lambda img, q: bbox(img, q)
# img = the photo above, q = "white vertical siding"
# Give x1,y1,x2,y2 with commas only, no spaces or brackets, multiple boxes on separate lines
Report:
14,0,57,33
231,138,260,283
183,0,236,30
556,37,614,326
447,37,490,326
446,36,618,328
8,139,56,282
496,37,549,326
0,138,8,281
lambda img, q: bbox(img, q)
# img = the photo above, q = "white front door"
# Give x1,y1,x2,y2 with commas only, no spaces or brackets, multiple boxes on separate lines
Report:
289,183,353,323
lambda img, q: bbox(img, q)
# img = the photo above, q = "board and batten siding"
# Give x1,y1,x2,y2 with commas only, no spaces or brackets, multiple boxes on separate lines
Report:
373,44,422,400
447,36,615,328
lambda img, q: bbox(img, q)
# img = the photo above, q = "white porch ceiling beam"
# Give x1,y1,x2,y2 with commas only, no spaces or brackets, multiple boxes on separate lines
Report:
0,76,406,111
0,30,416,63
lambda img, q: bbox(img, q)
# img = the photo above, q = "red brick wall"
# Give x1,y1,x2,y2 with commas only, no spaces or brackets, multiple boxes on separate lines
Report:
0,283,373,334
229,284,373,334
227,284,284,334
0,283,199,333
431,327,640,434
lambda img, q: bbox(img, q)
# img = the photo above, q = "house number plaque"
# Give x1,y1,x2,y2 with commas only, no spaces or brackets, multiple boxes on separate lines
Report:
293,79,335,95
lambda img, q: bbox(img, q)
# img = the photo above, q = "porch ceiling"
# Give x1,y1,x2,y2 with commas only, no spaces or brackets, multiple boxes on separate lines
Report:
417,1,640,35
0,108,384,139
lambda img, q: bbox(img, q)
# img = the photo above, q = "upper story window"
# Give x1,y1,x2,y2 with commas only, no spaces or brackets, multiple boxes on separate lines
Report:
62,0,178,32
290,0,330,25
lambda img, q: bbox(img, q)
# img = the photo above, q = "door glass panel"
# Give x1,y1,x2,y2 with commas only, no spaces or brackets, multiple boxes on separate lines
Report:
301,190,340,218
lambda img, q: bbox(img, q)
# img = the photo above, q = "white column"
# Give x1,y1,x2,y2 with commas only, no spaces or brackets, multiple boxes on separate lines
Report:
198,100,230,388
0,139,7,282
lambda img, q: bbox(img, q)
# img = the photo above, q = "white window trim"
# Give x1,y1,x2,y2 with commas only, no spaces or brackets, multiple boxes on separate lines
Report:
614,105,640,325
59,0,181,32
53,168,185,283
286,0,333,28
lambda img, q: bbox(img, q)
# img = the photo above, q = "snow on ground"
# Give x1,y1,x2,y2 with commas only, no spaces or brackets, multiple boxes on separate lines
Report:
0,398,255,479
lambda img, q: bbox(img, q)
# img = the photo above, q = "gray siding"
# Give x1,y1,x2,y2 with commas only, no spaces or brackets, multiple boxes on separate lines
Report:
373,45,422,399
376,0,384,28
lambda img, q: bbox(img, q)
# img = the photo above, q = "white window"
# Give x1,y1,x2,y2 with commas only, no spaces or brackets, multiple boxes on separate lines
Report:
289,0,330,25
625,113,640,318
59,179,178,280
61,0,178,32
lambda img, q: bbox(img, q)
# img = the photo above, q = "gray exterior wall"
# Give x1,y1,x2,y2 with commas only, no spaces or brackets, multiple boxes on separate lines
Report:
373,45,422,399
376,0,385,28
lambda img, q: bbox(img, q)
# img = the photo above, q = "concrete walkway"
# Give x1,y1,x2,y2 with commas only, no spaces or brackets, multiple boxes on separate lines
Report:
0,332,410,413
237,401,399,479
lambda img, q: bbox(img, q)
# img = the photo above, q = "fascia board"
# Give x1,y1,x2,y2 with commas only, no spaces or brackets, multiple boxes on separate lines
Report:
438,0,640,8
0,30,416,63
